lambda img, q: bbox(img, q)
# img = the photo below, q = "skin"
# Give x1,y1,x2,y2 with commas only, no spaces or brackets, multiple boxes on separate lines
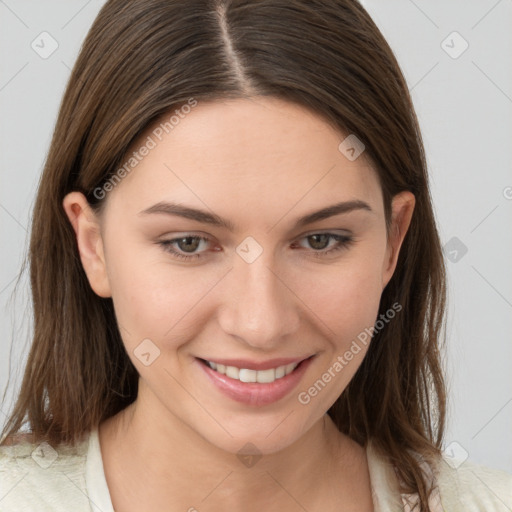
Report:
63,97,414,511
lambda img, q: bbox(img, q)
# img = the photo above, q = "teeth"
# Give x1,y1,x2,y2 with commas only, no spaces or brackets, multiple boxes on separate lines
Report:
206,360,299,383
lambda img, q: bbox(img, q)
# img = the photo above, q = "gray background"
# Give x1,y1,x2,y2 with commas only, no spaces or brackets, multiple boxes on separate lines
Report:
1,0,511,472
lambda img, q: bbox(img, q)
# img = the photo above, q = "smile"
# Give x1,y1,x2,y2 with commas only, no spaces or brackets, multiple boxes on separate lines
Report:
204,360,299,383
196,355,315,406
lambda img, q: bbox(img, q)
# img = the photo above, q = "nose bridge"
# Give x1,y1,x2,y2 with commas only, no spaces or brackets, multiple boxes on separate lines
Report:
218,251,299,347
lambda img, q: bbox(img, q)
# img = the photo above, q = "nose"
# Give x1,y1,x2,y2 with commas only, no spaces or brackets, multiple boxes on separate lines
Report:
217,252,300,350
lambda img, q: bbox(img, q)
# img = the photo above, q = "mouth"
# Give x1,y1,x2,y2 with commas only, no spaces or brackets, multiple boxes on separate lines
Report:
195,355,316,406
197,356,313,383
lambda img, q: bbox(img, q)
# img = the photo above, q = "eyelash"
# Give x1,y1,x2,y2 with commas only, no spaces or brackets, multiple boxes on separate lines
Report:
157,233,355,261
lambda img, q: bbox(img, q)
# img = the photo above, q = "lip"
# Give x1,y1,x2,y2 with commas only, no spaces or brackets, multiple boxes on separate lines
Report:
195,355,315,406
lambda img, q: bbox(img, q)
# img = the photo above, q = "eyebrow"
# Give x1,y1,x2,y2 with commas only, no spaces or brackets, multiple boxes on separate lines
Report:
138,199,373,231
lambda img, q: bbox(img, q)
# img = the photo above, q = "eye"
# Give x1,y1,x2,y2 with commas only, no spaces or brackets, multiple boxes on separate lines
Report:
157,235,213,260
157,232,355,262
292,233,355,257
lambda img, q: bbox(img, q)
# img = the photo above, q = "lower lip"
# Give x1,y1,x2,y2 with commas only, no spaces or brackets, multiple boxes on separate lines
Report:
195,356,315,407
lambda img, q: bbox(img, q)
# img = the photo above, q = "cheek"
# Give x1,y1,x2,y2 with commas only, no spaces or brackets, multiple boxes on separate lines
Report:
292,257,384,411
104,239,220,348
292,252,385,343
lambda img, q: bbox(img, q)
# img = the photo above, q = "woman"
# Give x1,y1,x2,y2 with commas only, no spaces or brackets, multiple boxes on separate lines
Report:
1,0,511,511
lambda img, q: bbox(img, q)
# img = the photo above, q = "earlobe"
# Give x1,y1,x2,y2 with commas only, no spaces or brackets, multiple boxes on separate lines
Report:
381,191,416,290
62,192,112,298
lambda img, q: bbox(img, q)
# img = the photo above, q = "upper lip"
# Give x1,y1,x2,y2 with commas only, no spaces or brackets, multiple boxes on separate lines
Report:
198,355,313,371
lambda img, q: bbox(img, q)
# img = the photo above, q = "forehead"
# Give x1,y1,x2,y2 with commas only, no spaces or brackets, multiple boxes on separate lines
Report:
104,97,383,220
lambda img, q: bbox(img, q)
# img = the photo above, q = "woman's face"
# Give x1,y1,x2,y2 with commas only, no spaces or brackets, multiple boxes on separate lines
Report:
64,97,414,455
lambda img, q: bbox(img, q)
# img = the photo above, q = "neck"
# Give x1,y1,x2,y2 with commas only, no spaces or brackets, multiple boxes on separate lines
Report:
99,382,366,511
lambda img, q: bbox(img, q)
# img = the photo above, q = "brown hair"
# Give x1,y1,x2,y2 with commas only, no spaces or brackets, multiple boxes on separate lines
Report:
1,1,447,509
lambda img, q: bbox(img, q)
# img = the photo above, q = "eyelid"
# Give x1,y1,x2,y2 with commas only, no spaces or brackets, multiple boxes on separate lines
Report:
289,228,352,244
297,228,352,237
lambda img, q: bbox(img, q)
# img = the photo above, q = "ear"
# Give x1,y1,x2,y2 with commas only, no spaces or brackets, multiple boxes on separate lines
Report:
381,190,415,290
62,191,111,298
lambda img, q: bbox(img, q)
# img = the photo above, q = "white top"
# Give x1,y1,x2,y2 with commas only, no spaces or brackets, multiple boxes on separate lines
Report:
1,428,511,511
